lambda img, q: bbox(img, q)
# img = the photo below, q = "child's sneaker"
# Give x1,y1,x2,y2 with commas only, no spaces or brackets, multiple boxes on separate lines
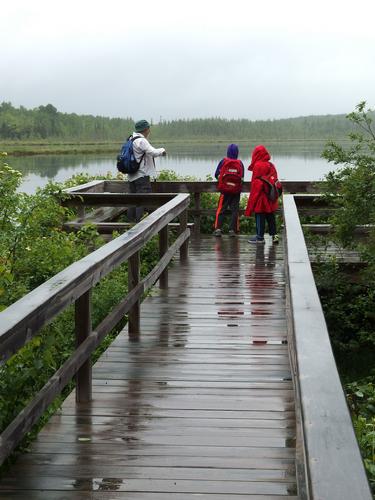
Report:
213,228,222,237
228,230,236,237
272,234,280,244
248,236,265,244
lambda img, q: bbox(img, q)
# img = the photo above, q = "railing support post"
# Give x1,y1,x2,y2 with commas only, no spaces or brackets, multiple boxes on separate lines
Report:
77,206,85,221
194,192,201,236
159,226,169,288
179,208,188,262
128,251,140,336
75,290,92,403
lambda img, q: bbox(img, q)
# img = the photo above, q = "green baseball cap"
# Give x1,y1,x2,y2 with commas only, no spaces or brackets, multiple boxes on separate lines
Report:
135,120,151,132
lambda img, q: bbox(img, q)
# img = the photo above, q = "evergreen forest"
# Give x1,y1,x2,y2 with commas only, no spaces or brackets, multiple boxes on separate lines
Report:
0,101,361,142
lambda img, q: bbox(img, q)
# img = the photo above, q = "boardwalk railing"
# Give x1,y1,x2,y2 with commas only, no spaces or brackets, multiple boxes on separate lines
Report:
283,194,372,500
0,193,190,465
62,180,366,265
62,179,327,235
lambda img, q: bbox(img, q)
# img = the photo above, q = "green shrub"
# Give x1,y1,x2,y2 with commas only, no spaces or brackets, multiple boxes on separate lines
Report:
346,379,375,492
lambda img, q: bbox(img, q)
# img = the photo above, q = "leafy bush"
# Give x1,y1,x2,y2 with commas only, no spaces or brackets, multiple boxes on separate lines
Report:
322,101,375,250
314,260,375,351
317,102,375,350
346,379,375,492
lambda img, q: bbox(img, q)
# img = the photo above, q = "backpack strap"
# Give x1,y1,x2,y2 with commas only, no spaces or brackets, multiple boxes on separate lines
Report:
129,135,146,166
257,176,272,192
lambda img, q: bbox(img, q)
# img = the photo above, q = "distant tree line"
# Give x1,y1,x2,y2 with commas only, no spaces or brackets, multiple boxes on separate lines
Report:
0,101,359,141
154,115,355,141
0,103,133,141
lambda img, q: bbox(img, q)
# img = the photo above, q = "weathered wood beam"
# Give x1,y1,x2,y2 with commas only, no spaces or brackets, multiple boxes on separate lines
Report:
128,251,140,337
303,224,373,235
62,193,175,207
283,194,372,500
179,209,188,262
63,221,194,234
159,226,169,289
63,179,105,194
102,180,325,194
74,206,128,224
75,290,92,403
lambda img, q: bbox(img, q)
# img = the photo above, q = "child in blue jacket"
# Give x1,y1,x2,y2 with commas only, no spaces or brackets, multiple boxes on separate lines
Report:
214,144,244,237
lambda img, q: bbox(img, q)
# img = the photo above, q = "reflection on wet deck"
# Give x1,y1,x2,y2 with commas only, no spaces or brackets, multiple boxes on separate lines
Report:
0,236,298,499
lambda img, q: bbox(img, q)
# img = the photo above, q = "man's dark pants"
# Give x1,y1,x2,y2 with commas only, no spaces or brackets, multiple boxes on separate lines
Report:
128,176,152,222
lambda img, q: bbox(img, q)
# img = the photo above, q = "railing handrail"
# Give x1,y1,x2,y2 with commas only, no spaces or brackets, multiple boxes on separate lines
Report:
0,193,190,464
62,180,327,235
102,179,325,194
283,194,372,500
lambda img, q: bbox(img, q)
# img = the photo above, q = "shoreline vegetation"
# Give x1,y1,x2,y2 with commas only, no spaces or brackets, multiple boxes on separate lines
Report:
0,101,359,155
0,138,350,156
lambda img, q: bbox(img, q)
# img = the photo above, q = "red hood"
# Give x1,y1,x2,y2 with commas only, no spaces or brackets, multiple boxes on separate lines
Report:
249,145,271,171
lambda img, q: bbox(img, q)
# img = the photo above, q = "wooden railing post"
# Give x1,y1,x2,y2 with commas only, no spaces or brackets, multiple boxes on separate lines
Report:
75,290,92,403
77,206,85,221
128,251,140,336
194,192,201,235
179,209,188,262
159,226,169,288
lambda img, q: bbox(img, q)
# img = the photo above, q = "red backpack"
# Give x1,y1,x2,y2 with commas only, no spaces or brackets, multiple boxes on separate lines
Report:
217,158,243,194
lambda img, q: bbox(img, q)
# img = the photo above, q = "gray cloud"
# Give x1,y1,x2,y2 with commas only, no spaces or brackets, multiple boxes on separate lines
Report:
1,1,374,120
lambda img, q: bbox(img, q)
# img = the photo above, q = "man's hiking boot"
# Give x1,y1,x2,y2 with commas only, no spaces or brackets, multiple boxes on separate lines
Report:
272,234,280,244
213,228,222,237
228,230,236,237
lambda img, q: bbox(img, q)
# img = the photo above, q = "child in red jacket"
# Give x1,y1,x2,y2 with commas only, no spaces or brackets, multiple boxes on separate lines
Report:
244,145,280,244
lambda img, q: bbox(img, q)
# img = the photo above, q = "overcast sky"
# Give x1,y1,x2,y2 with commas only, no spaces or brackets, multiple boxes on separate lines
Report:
1,0,375,121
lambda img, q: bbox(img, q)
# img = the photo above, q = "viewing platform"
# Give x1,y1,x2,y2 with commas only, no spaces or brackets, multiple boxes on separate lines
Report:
0,181,371,499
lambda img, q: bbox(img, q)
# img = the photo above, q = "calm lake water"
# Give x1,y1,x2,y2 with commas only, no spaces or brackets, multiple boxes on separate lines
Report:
12,142,339,193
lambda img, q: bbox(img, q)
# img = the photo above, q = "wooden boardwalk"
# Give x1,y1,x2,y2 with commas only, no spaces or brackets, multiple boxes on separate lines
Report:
0,235,298,499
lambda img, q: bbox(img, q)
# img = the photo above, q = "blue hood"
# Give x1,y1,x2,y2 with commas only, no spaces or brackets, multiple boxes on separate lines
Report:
227,144,239,159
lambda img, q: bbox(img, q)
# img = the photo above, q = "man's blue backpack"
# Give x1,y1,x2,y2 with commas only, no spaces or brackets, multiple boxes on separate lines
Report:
116,136,145,174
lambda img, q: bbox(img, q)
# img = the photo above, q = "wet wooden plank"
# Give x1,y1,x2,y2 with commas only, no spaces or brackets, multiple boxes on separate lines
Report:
46,415,296,429
0,236,297,498
19,451,296,468
27,442,298,459
0,476,298,495
1,492,299,500
54,405,296,421
8,465,297,481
